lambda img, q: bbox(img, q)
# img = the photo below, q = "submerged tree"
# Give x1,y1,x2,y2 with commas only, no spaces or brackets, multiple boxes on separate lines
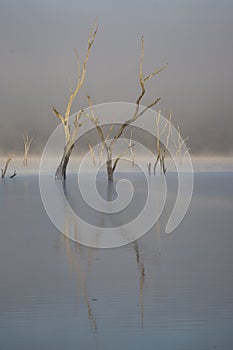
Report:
171,125,189,164
1,154,13,179
88,143,96,167
23,131,32,166
153,110,171,175
124,130,135,166
52,21,98,180
85,37,166,181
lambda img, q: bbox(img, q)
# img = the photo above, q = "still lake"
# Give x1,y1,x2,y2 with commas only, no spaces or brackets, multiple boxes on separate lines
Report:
0,165,233,349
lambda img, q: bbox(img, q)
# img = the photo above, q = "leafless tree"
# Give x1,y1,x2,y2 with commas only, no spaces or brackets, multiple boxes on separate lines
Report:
85,37,166,181
1,154,13,179
52,20,98,180
171,125,189,164
124,130,135,166
153,111,171,175
88,143,96,167
99,125,114,167
23,131,32,166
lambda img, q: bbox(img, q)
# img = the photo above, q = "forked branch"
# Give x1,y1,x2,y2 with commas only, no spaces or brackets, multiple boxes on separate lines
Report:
111,37,166,146
52,19,98,144
23,131,33,166
85,36,166,181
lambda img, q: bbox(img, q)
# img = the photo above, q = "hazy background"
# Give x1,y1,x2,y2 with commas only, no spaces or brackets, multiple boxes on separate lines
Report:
0,0,233,156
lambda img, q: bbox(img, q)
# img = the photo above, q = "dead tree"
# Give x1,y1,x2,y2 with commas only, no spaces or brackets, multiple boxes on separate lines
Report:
171,125,189,164
1,154,13,179
153,111,171,175
52,21,98,180
23,131,32,166
124,130,135,166
85,37,166,181
99,125,114,167
88,143,96,167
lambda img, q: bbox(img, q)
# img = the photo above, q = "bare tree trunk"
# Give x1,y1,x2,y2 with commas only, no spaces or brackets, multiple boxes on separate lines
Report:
153,154,160,175
10,170,17,178
23,131,32,166
85,37,165,183
1,154,13,179
88,143,96,167
52,20,98,181
107,180,115,201
105,150,113,182
106,159,113,181
147,162,151,176
55,143,74,180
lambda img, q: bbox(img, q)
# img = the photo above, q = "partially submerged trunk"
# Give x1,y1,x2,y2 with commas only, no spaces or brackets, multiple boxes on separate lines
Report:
52,21,98,181
1,154,13,179
106,162,114,182
55,142,74,180
23,131,32,166
85,36,165,183
106,153,114,182
10,170,17,179
147,162,151,175
153,154,160,175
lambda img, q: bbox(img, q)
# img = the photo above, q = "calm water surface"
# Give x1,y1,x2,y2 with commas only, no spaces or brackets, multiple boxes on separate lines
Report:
0,172,233,349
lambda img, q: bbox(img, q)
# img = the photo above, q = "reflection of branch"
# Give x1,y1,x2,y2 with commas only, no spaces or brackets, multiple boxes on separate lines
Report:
63,236,98,333
63,201,98,333
134,242,145,329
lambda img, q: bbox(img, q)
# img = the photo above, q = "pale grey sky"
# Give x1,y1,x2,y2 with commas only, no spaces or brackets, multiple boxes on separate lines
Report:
0,0,233,155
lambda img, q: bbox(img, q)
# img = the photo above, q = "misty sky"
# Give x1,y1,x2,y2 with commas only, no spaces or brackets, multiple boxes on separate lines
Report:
0,0,233,155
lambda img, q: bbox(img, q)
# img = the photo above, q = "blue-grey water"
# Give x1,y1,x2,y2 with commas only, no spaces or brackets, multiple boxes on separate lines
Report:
0,171,233,349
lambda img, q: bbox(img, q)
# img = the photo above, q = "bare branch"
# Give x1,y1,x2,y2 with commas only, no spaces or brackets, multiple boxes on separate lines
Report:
84,35,165,181
144,63,167,82
52,107,64,124
64,20,98,123
153,155,160,175
71,109,83,144
74,49,81,85
136,35,146,106
88,144,96,167
171,123,189,163
84,95,108,152
23,131,33,166
1,154,13,179
112,144,135,172
136,97,161,119
124,130,135,165
165,111,172,150
110,36,164,148
52,20,97,180
10,170,17,179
